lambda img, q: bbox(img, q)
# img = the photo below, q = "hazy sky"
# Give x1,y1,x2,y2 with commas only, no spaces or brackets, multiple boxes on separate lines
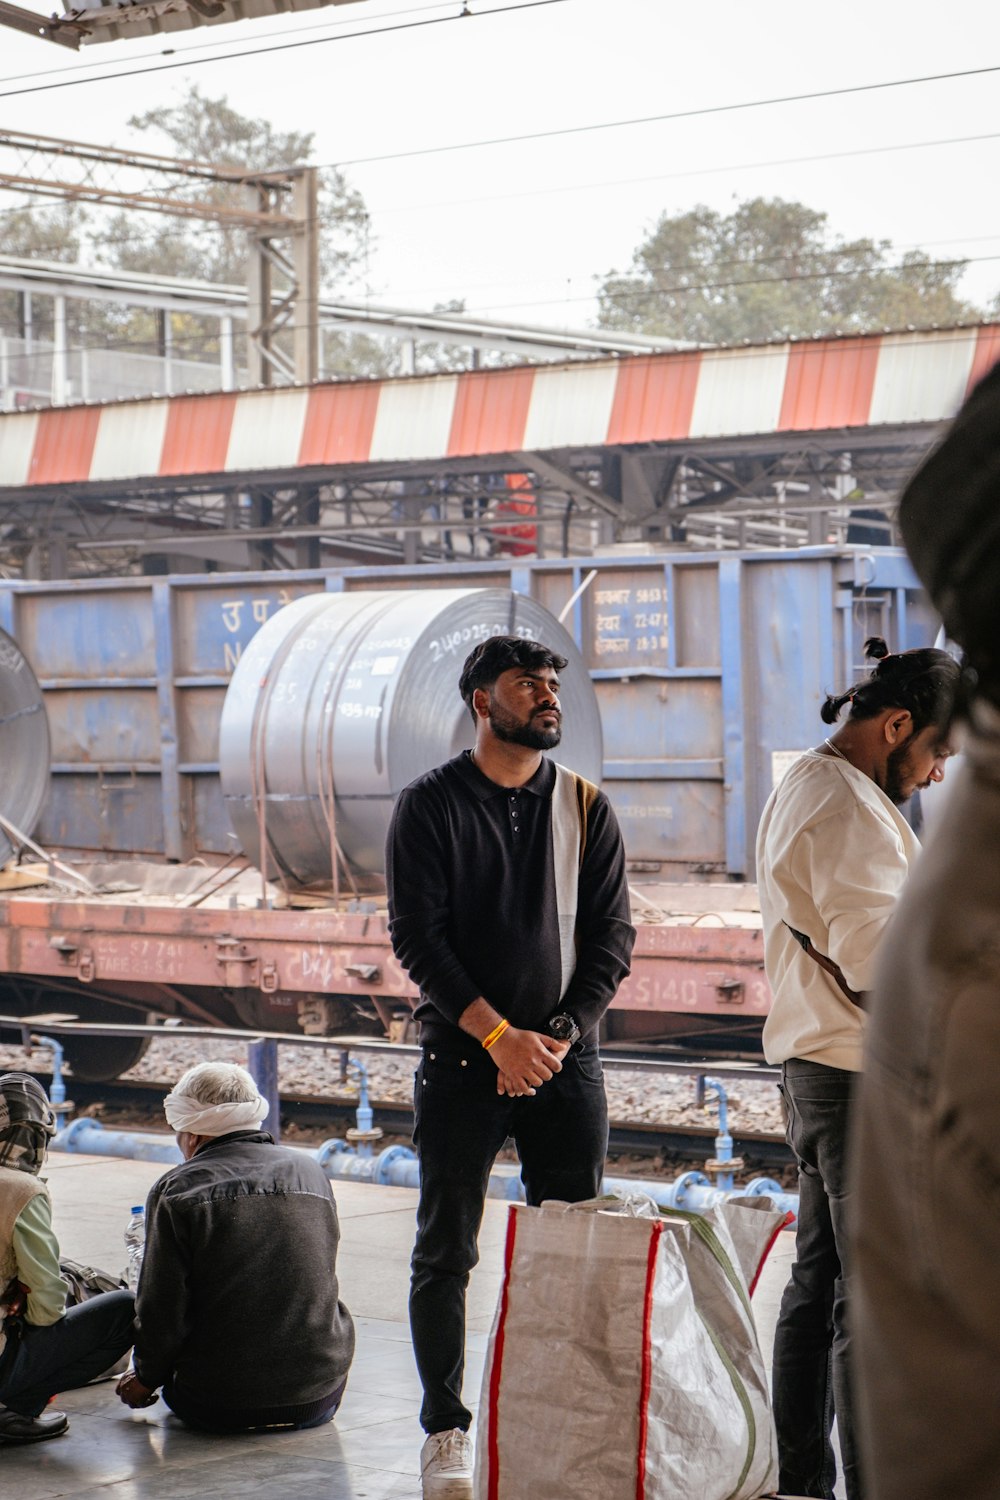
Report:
3,0,1000,332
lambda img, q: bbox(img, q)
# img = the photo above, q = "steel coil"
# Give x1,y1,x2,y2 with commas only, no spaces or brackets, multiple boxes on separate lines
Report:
219,588,602,886
0,627,50,867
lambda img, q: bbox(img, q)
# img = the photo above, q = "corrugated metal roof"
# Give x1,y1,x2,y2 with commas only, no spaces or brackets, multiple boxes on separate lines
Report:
689,346,789,439
90,400,169,481
606,353,702,444
29,406,100,484
447,367,534,458
226,389,310,471
298,384,381,466
1,324,997,494
0,410,39,486
778,338,879,431
522,362,619,449
369,376,459,462
869,329,977,425
160,393,237,477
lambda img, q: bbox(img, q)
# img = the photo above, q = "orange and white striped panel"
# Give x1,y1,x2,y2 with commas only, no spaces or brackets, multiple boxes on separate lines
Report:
2,323,1000,492
369,375,460,461
869,329,978,425
298,382,382,466
29,406,101,485
522,362,619,450
0,411,41,487
778,337,881,431
447,367,534,457
160,393,238,476
689,345,790,438
966,325,1000,394
90,400,170,482
606,353,702,444
226,389,311,471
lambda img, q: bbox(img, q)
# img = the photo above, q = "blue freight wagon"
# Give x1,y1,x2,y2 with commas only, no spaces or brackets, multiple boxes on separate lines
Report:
0,547,937,1078
0,546,934,882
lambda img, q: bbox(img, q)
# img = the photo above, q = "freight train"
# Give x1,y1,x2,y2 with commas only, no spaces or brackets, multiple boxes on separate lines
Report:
0,546,936,1079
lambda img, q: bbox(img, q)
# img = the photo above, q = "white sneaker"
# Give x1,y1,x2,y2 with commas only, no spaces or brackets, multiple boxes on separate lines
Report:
420,1427,473,1499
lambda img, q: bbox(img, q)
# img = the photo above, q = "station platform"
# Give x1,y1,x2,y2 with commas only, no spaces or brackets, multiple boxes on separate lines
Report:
5,1148,818,1499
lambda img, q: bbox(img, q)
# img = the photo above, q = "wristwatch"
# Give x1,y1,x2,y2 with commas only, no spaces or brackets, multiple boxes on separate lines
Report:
547,1013,581,1046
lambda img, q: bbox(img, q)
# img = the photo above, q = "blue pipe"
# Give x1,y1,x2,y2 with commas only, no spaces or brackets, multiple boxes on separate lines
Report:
314,1146,798,1221
53,1117,183,1164
52,1122,799,1223
32,1035,71,1120
702,1075,736,1192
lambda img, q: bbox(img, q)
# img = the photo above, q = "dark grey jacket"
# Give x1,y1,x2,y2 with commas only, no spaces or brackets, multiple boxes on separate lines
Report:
134,1131,354,1415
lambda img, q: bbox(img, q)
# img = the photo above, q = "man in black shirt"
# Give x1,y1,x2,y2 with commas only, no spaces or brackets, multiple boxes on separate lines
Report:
386,635,635,1500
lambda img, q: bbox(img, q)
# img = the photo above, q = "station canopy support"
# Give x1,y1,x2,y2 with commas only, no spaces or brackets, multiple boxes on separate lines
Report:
0,0,364,48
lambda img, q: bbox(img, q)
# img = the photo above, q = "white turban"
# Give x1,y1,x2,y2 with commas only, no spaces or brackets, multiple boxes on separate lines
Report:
163,1089,269,1137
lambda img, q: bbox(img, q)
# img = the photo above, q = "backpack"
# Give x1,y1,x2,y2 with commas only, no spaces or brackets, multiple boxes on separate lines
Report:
60,1258,131,1381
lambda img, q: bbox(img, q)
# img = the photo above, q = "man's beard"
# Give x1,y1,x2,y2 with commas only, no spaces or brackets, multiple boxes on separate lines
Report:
884,737,919,805
487,695,562,751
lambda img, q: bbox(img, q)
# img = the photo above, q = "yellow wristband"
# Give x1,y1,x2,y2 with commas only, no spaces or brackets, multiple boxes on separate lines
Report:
482,1019,509,1051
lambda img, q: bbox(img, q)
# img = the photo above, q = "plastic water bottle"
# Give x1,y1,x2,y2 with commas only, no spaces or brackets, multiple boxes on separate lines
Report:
125,1205,145,1292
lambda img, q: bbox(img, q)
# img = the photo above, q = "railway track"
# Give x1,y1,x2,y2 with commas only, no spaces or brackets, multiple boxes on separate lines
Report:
56,1074,794,1174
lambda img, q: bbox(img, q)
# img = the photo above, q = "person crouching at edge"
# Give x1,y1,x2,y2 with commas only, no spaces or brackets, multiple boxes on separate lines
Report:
0,1072,135,1444
117,1061,354,1432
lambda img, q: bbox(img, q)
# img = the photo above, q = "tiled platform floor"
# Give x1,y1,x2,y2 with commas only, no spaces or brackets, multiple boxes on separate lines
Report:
1,1148,820,1499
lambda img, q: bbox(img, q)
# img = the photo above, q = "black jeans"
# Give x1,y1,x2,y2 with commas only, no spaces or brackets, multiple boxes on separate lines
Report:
773,1058,861,1500
0,1289,135,1417
410,1043,608,1435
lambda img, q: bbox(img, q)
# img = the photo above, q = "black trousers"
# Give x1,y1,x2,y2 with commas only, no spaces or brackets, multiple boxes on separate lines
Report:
772,1058,861,1500
409,1043,608,1435
164,1374,347,1433
0,1289,135,1417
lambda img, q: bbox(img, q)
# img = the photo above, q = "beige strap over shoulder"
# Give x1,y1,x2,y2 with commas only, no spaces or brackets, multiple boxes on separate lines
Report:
551,763,599,999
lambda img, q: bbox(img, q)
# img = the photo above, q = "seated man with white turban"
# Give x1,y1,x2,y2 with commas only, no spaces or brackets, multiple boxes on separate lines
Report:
116,1061,355,1432
0,1072,135,1444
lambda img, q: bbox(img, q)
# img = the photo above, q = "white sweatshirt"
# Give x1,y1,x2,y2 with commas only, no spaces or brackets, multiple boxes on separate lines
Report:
756,749,920,1071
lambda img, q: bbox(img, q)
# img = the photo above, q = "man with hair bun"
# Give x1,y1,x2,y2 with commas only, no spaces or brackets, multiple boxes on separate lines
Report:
755,637,960,1500
116,1060,354,1432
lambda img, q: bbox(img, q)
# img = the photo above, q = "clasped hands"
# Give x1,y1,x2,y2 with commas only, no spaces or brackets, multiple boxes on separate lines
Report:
489,1026,570,1097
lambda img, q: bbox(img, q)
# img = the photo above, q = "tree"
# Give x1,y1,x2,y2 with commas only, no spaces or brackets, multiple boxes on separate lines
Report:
596,197,983,344
97,85,369,291
87,85,384,377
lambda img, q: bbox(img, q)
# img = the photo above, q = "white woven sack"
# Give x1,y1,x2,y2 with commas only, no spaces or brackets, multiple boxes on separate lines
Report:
473,1195,785,1500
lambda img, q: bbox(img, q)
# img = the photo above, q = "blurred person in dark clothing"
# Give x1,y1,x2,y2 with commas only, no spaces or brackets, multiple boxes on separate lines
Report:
852,360,1000,1499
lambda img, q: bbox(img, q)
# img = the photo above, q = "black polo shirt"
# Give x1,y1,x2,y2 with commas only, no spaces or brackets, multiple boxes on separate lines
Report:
385,751,635,1049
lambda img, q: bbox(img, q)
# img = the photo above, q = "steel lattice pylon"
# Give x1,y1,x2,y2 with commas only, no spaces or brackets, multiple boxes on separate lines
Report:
0,129,319,384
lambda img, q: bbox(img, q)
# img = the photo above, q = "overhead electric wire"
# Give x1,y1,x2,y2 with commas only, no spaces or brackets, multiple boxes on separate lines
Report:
367,129,1000,216
463,252,1000,317
0,0,572,99
328,62,1000,167
0,1,994,156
